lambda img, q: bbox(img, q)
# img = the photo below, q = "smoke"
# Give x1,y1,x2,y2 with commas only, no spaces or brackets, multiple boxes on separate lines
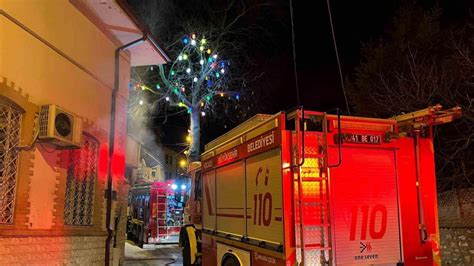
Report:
128,90,166,181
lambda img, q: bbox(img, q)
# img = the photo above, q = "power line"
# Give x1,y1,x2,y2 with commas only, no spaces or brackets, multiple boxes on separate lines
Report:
326,0,351,115
289,0,301,106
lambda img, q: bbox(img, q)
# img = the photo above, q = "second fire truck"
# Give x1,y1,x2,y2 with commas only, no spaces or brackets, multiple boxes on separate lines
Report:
127,180,189,246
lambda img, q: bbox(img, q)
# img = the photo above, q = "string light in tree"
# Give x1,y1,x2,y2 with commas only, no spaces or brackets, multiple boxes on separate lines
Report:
141,33,246,161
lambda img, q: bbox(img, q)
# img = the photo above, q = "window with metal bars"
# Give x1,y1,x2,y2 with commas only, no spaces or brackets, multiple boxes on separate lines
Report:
0,102,22,224
64,134,98,226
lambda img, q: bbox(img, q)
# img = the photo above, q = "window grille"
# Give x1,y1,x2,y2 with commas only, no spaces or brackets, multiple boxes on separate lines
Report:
0,103,22,224
64,134,98,226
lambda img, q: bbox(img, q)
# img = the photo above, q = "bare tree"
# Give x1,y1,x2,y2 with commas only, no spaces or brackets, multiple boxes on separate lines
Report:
347,4,474,191
128,0,278,162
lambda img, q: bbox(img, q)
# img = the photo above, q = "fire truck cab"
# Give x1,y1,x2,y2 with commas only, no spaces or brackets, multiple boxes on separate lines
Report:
180,106,461,265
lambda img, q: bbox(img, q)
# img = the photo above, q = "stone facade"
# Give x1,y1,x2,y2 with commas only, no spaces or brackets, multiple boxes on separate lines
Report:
439,188,474,265
0,236,107,265
440,227,474,265
0,76,123,265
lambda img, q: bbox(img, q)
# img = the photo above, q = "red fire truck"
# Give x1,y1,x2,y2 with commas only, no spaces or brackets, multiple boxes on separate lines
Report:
179,105,461,265
127,180,189,246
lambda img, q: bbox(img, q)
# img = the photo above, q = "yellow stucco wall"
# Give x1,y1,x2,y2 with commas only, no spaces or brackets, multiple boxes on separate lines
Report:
0,1,133,264
1,0,130,130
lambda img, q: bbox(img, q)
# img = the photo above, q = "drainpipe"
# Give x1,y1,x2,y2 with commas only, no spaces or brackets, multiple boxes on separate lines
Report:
105,36,146,265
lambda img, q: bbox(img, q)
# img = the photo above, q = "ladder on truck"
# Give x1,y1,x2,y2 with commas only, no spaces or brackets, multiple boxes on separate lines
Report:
289,105,461,265
289,109,332,265
392,104,462,134
156,185,169,240
393,105,462,244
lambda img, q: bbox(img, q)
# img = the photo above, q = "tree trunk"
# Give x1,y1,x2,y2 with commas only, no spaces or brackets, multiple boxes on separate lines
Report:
189,108,201,162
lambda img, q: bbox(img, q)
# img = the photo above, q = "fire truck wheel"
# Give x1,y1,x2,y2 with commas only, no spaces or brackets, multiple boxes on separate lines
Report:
138,227,144,248
182,236,192,265
221,254,240,266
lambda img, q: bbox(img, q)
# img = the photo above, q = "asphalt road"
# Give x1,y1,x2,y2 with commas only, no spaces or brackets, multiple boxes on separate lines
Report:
123,241,183,266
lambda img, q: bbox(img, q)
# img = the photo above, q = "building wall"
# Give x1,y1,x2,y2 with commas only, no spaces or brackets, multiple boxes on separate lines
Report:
438,188,474,265
163,147,180,180
440,227,474,265
126,136,140,169
0,1,131,264
0,236,106,265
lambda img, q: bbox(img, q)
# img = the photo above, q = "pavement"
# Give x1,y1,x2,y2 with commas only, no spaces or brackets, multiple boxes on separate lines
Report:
123,241,183,266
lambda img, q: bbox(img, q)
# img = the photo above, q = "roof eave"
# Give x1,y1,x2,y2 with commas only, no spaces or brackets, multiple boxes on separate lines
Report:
115,0,171,63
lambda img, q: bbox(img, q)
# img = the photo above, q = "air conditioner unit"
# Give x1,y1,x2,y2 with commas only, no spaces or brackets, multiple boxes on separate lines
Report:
38,105,83,148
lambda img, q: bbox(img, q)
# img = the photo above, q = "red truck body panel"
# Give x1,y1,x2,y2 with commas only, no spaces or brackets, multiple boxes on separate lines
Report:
186,110,444,265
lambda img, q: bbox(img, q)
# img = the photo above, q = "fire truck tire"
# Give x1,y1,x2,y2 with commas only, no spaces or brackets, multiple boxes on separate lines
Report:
182,236,192,265
180,225,198,265
221,254,240,266
138,226,144,248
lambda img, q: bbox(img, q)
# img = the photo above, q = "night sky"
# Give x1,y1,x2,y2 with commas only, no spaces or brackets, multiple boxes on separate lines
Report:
269,0,472,112
132,0,473,147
